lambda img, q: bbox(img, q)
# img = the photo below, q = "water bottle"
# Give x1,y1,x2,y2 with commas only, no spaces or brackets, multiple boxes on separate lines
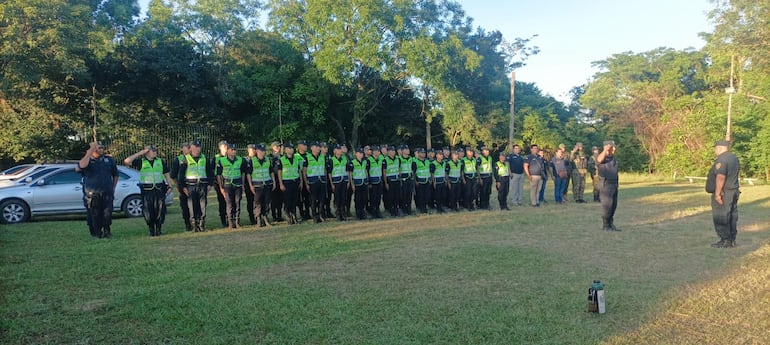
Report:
593,280,606,314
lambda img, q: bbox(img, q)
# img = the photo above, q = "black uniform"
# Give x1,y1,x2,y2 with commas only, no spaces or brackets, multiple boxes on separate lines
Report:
399,156,416,215
170,155,192,231
328,155,353,221
462,157,480,210
131,158,170,236
216,156,248,228
432,160,449,213
270,152,284,222
213,154,228,227
245,155,275,227
707,149,740,246
351,157,370,220
367,155,385,218
303,153,329,223
178,154,216,232
414,158,433,214
383,156,401,216
278,154,302,224
79,155,118,238
597,154,619,231
297,151,312,220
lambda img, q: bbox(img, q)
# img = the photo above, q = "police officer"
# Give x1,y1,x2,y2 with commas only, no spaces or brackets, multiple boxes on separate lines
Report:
478,146,494,210
524,144,544,207
125,145,172,236
707,140,740,248
538,149,549,204
507,144,525,206
494,152,511,210
432,150,449,213
328,144,353,221
368,145,385,218
597,141,621,231
398,145,416,215
383,145,401,216
571,142,588,203
214,141,229,227
78,142,119,239
351,148,370,220
462,146,480,210
278,143,302,225
447,148,463,211
589,146,600,202
413,148,433,214
217,143,247,229
170,142,193,231
244,144,258,225
303,141,328,223
270,141,285,222
321,142,334,218
246,144,275,227
296,140,312,220
341,144,354,218
178,140,215,232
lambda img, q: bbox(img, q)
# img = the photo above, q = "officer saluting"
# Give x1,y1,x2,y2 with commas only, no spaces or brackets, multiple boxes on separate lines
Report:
178,140,216,232
597,140,621,231
78,142,119,239
124,145,172,236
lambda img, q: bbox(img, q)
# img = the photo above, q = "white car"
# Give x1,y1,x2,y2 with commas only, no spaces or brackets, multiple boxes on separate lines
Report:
0,163,173,224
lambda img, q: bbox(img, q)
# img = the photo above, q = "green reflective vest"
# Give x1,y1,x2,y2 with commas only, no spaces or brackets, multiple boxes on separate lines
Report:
433,160,447,179
496,161,510,177
306,154,326,182
368,156,383,178
250,157,272,183
463,157,478,176
384,156,400,178
331,156,348,182
448,160,462,180
220,156,243,184
280,155,301,181
140,158,165,184
479,156,493,175
415,159,431,184
185,154,207,180
352,159,368,185
399,156,413,177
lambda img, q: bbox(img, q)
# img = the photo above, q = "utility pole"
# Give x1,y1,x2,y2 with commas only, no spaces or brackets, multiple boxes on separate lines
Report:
725,55,735,141
508,71,515,152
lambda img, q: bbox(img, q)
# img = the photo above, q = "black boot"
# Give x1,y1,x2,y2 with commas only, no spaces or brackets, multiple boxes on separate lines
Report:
602,218,611,231
262,216,272,227
184,219,193,232
199,220,206,232
191,219,200,232
156,225,162,236
609,219,622,231
103,226,112,239
149,224,155,237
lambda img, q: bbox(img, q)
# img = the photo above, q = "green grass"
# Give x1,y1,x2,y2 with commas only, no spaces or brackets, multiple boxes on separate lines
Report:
2,178,769,344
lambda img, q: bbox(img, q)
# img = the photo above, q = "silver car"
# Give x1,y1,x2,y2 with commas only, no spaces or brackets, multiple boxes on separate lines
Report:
0,163,173,224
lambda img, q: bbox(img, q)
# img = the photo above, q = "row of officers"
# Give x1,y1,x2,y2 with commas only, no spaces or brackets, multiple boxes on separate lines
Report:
122,139,612,236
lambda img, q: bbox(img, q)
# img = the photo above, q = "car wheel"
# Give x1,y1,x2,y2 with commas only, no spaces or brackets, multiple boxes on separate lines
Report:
122,195,143,217
1,199,30,224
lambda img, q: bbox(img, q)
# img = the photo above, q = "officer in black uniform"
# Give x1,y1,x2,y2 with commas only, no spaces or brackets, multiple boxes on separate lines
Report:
367,145,385,218
213,140,229,227
302,141,328,223
413,148,434,214
270,141,285,222
278,143,302,225
243,144,258,225
398,145,416,215
707,140,740,248
432,150,449,213
125,145,172,236
296,140,312,220
597,140,621,231
351,148,370,220
320,142,334,219
217,143,248,229
462,147,480,210
170,142,193,231
178,140,216,232
328,144,353,221
246,144,275,227
382,145,401,217
78,142,119,239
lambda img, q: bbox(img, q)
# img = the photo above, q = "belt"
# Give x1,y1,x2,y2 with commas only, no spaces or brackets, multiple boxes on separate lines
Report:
185,179,208,185
369,176,382,184
480,174,492,178
386,175,399,182
283,178,300,183
399,173,413,180
139,183,165,191
449,177,461,183
464,174,477,179
353,178,367,186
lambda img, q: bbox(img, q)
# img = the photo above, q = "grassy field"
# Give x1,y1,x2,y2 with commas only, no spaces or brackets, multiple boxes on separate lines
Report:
2,177,769,344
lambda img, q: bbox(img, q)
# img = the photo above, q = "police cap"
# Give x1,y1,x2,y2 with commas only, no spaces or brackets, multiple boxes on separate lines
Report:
388,145,396,152
310,141,320,147
297,140,308,146
191,140,202,147
227,143,236,150
714,140,730,147
372,145,380,151
284,143,295,149
247,144,257,149
603,140,615,147
356,147,365,153
255,144,266,151
481,146,489,151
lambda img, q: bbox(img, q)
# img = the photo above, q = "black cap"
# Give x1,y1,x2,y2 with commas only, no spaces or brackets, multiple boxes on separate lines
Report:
247,144,257,149
355,147,365,153
297,140,308,145
227,143,236,150
443,146,450,151
371,145,380,151
714,140,730,147
284,143,294,149
427,148,434,153
592,146,599,150
191,140,202,147
465,146,473,151
481,146,489,151
146,145,158,152
416,148,425,153
436,150,444,156
388,146,396,151
218,140,228,147
402,144,410,150
334,144,343,150
455,148,464,153
310,141,320,147
255,144,266,151
320,142,328,148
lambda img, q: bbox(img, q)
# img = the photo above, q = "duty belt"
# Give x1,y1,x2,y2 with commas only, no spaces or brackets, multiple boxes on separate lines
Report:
353,178,367,186
307,176,326,184
448,176,461,183
434,177,446,184
251,180,272,187
464,173,477,179
223,178,243,187
139,183,165,191
369,176,382,184
185,178,208,185
386,175,399,182
400,173,413,181
416,177,430,184
480,173,492,178
331,176,347,183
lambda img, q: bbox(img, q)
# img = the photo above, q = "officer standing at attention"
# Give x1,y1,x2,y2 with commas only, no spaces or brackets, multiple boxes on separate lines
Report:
538,149,549,205
214,141,229,227
351,148,370,220
588,146,600,202
507,144,525,206
551,149,569,205
246,144,275,227
524,144,544,207
320,143,334,219
78,142,119,239
383,145,401,216
446,148,464,212
597,140,621,231
243,144,258,225
432,150,449,213
462,146,480,210
571,143,588,203
367,145,385,218
494,152,512,210
296,140,312,221
170,142,193,231
125,145,172,236
278,143,302,225
328,144,353,221
178,140,215,232
558,144,572,202
303,141,328,223
706,140,740,248
478,146,494,210
217,143,247,229
270,141,285,223
399,145,416,216
413,148,434,214
341,144,354,218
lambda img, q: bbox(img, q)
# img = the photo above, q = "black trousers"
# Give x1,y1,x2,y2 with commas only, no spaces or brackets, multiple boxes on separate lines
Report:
271,187,283,220
448,182,461,210
308,182,326,219
463,178,479,210
333,181,348,217
368,182,383,216
434,182,447,212
385,180,401,215
283,180,300,217
178,189,191,229
187,183,208,223
479,176,493,209
324,182,333,216
214,182,227,226
599,180,619,225
400,179,414,215
244,186,256,224
252,184,272,221
415,182,431,212
84,191,113,238
300,182,311,219
353,183,368,219
141,188,166,229
712,189,739,241
497,179,510,209
223,184,242,223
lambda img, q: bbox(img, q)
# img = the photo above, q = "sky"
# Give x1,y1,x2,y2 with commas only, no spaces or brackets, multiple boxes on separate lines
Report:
137,0,713,102
457,0,714,101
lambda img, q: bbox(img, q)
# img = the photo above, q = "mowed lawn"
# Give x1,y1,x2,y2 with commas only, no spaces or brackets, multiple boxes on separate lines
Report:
2,177,769,344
